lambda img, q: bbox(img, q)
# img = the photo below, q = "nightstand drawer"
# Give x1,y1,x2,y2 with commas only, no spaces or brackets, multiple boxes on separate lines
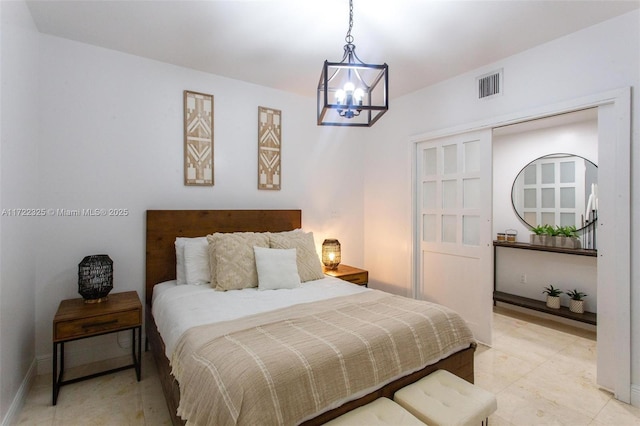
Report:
54,310,140,341
324,264,368,286
341,272,368,285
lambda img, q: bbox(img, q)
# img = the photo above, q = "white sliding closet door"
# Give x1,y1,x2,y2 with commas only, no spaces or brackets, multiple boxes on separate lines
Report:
415,130,493,344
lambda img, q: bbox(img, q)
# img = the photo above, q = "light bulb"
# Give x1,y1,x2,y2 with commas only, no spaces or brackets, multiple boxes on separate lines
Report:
343,82,355,93
354,88,364,104
335,89,346,104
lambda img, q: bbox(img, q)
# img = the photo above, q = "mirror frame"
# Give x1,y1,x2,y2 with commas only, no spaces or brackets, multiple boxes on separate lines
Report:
511,153,597,231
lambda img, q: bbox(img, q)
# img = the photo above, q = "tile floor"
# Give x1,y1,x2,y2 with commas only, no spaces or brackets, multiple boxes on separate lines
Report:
14,307,640,425
479,307,640,425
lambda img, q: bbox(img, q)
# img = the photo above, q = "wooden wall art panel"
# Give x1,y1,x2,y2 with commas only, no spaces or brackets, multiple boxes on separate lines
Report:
184,90,214,186
258,106,282,190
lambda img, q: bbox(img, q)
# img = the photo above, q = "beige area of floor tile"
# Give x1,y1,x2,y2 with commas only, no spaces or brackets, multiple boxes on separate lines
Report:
14,352,171,426
482,307,640,426
14,308,640,425
591,398,640,425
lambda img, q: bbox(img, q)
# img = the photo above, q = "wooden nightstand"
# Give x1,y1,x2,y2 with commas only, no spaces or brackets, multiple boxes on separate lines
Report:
52,291,142,405
324,264,368,286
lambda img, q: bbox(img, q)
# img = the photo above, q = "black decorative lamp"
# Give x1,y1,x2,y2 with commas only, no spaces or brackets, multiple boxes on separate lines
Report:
317,0,388,127
78,255,113,303
322,239,341,270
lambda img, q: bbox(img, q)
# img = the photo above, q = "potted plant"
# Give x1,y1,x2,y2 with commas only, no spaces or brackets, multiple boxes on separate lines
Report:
566,289,587,313
544,225,561,247
543,285,563,309
556,226,581,249
530,225,548,246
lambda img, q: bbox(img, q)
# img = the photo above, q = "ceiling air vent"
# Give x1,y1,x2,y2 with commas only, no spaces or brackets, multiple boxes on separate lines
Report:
477,69,503,99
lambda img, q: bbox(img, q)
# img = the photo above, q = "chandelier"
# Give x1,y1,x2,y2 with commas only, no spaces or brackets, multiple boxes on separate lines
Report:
317,0,388,127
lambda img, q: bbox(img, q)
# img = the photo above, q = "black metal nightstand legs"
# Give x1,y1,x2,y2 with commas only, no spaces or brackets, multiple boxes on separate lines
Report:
52,326,142,405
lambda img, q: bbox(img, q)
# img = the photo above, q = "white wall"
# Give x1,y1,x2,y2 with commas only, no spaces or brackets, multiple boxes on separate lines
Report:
364,9,639,392
2,2,638,419
33,35,366,370
0,1,39,421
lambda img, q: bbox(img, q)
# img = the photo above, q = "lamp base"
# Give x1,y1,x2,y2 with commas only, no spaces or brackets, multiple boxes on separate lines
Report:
324,264,340,271
83,296,109,304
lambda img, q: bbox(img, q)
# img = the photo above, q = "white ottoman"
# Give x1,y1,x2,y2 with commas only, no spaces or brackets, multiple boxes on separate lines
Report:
324,397,427,426
394,370,497,426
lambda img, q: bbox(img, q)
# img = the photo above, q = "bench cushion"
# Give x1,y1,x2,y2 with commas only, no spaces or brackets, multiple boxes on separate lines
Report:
394,370,497,426
324,397,426,426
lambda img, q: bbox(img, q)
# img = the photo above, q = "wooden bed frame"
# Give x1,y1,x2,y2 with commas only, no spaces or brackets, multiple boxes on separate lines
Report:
145,209,475,425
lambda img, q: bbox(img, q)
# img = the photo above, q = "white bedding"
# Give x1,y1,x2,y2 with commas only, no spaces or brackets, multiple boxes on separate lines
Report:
152,277,369,358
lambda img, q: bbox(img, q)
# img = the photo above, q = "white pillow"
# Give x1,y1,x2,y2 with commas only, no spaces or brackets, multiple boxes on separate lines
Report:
183,238,211,285
175,237,207,285
254,246,301,291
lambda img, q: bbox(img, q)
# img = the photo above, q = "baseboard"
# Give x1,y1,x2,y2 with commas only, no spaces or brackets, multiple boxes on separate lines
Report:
631,384,640,408
1,358,36,426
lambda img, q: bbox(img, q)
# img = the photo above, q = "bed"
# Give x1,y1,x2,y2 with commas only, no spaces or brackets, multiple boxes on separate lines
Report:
145,209,476,425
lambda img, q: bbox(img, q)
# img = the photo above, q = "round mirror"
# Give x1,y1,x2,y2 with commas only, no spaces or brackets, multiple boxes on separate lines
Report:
511,153,597,231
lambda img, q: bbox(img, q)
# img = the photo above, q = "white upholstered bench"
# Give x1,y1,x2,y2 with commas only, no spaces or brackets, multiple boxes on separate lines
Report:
394,369,497,426
324,397,426,426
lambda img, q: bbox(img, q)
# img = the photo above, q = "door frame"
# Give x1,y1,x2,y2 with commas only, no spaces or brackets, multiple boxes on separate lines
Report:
410,87,631,403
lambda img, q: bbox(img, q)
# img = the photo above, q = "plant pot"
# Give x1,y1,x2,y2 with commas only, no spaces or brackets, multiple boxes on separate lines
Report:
546,295,561,309
563,237,581,249
569,299,584,314
531,235,549,246
538,235,552,246
547,236,558,247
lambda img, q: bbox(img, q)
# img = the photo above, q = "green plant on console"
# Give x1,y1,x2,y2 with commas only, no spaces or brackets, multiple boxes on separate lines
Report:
543,285,563,297
557,225,578,238
531,225,548,235
544,224,561,237
566,289,587,301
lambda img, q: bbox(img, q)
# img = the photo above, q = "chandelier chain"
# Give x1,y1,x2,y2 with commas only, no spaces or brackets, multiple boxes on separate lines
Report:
345,0,354,45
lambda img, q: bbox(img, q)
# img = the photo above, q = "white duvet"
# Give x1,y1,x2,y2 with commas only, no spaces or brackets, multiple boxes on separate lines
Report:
151,277,369,358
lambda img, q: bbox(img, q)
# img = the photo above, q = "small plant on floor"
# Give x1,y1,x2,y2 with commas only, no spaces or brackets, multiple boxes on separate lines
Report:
543,285,562,309
566,289,587,314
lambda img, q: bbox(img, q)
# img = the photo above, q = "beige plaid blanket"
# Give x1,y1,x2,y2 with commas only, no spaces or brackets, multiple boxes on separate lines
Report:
172,290,474,426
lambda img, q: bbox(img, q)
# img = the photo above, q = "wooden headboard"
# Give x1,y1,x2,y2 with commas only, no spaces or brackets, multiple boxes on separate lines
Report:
145,209,302,306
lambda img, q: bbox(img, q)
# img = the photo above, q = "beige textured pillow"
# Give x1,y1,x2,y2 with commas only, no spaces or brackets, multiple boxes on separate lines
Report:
206,234,219,286
269,231,324,282
209,232,269,291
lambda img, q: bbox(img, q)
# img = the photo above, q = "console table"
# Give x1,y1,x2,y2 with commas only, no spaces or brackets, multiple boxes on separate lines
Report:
493,241,597,325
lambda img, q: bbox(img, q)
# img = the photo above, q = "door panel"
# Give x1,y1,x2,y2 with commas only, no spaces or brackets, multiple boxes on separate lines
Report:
415,130,493,344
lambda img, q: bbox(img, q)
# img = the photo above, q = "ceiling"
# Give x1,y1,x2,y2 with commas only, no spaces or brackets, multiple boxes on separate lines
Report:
26,0,639,99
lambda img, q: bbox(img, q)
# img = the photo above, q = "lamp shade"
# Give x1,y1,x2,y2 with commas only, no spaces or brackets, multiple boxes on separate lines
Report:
78,254,113,303
322,239,341,270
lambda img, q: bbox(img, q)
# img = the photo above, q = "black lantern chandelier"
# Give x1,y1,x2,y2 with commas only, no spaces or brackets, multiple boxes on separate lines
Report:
317,0,388,127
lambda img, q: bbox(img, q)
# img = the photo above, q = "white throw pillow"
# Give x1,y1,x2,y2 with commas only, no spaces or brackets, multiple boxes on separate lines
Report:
183,238,211,285
175,237,207,285
254,246,301,290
